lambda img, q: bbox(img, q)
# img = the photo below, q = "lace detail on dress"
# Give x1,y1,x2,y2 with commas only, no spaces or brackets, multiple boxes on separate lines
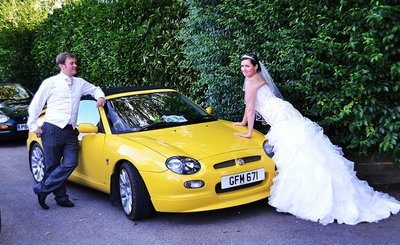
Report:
254,85,302,126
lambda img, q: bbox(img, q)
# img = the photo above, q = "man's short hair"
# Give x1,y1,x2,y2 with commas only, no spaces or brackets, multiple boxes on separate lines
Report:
56,52,76,65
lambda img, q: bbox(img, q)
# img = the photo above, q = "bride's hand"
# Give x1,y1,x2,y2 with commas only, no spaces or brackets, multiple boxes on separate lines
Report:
233,122,245,126
234,132,252,138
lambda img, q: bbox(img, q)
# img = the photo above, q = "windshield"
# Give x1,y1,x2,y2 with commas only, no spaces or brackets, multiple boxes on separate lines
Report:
0,83,30,100
106,91,215,133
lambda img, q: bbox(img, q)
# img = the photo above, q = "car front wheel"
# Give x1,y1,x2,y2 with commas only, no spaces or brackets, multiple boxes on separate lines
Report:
119,162,154,220
29,143,45,183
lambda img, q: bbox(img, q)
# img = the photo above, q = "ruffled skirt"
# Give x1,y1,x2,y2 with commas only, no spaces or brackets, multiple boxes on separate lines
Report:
266,117,400,225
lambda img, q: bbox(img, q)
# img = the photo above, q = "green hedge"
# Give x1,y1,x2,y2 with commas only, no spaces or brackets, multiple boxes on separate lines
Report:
31,0,191,93
2,0,399,164
179,0,400,163
0,0,44,90
0,27,36,89
0,0,79,90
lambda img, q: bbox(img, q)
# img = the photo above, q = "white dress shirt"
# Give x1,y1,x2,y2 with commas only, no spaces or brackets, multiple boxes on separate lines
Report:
28,72,105,131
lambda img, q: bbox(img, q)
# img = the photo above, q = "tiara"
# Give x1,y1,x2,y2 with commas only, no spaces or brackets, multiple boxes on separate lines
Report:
242,55,255,61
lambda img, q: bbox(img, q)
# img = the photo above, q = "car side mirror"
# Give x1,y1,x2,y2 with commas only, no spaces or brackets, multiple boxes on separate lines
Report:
206,107,213,115
77,123,98,133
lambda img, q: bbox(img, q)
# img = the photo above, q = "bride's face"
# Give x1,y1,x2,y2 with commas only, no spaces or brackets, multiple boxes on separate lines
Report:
241,59,257,78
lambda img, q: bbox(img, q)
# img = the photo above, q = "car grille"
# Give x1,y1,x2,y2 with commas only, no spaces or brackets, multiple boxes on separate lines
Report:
213,155,261,169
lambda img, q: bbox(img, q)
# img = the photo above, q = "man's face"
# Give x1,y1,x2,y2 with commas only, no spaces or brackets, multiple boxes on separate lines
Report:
60,57,77,77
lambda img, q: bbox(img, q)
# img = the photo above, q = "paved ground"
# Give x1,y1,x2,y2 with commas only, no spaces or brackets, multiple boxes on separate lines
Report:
1,141,399,245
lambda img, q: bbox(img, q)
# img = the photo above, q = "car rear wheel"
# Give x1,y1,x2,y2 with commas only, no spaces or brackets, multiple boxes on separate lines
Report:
119,162,154,220
29,143,45,183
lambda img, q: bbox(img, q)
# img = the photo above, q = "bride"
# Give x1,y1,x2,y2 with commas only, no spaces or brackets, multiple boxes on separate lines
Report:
233,54,400,225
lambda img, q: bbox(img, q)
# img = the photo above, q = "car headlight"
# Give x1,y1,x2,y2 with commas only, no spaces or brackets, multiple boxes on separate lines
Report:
166,156,201,175
0,113,10,123
263,140,275,158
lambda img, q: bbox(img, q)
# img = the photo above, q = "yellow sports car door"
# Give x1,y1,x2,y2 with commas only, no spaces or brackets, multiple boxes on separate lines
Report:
72,99,106,188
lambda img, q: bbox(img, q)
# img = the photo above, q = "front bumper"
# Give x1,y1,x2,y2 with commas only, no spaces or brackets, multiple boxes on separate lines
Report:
141,149,276,212
0,124,28,141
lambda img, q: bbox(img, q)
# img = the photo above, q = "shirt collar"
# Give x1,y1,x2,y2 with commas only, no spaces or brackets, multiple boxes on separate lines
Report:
59,72,70,80
59,72,73,85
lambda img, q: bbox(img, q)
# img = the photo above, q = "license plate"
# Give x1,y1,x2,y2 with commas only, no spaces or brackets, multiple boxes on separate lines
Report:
17,123,29,131
221,168,265,189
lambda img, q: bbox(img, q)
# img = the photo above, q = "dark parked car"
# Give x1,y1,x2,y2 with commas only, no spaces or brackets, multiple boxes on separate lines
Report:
0,82,33,141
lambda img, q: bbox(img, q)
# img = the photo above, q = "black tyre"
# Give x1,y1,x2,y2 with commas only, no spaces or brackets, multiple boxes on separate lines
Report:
119,162,154,220
29,143,45,183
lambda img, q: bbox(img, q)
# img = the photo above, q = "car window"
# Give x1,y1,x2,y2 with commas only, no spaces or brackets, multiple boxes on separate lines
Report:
0,83,30,100
106,91,215,134
77,100,100,126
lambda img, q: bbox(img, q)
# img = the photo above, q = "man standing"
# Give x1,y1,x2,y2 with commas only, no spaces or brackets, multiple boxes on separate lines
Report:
28,52,106,209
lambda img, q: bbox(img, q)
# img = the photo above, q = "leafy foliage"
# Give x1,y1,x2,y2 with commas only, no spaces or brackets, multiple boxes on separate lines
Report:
1,0,399,164
0,0,77,90
179,0,400,163
31,0,191,94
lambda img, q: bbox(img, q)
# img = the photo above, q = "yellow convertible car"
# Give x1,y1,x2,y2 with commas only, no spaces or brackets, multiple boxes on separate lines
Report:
27,86,276,220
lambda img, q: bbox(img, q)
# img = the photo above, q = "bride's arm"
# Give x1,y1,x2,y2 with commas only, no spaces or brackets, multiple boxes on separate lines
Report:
233,108,247,126
235,84,257,138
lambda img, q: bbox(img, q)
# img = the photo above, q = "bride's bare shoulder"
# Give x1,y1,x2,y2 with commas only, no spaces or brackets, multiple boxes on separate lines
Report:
253,77,267,89
246,83,266,97
253,73,267,84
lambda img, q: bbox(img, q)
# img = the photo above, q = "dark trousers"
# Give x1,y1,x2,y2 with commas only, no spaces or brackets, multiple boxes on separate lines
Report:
33,122,79,202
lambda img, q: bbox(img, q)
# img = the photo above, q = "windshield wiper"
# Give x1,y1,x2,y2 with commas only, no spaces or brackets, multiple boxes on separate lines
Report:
191,115,216,123
139,121,183,131
138,115,215,131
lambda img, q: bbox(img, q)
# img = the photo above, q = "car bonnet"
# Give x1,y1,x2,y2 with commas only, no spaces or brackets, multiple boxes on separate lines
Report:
116,120,265,160
0,100,30,117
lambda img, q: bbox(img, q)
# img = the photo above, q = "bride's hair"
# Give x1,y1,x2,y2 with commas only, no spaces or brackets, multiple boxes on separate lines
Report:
241,54,261,72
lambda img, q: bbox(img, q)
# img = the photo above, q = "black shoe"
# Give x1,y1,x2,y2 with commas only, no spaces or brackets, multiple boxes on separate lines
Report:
57,199,74,208
35,191,49,210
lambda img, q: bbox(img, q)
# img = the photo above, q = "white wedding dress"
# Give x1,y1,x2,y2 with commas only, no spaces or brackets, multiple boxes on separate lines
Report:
255,84,400,225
